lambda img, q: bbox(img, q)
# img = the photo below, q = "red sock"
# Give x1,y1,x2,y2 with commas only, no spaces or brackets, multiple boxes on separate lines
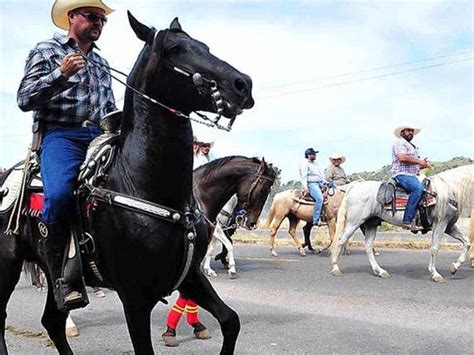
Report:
185,299,200,326
166,296,188,330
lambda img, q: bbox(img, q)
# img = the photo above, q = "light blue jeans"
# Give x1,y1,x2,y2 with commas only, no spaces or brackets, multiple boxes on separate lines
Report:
308,182,323,225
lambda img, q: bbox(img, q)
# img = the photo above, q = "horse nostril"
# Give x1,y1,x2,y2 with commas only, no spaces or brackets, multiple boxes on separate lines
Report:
234,78,248,93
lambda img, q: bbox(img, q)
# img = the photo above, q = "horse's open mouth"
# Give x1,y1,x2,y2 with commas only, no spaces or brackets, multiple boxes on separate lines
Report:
221,100,244,119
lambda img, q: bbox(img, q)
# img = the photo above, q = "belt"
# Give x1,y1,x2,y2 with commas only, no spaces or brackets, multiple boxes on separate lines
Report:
44,119,98,130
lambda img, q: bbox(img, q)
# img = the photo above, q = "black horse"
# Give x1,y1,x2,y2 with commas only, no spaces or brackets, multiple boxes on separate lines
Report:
57,155,276,341
0,13,254,355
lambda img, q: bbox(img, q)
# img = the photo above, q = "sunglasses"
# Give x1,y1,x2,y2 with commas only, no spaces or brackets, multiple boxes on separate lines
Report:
78,12,108,25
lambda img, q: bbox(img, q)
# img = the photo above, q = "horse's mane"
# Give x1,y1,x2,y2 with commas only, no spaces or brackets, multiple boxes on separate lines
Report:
432,165,474,216
195,156,263,182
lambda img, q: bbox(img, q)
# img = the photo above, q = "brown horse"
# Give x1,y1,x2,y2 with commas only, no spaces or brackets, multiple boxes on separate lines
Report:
266,187,346,257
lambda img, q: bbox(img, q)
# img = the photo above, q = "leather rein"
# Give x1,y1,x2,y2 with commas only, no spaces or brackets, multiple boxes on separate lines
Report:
81,29,236,131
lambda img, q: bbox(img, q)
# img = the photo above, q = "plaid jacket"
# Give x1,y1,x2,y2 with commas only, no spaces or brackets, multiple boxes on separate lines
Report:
17,33,116,127
391,137,421,176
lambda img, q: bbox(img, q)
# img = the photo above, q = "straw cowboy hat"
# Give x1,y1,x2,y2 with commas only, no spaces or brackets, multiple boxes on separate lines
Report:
329,153,346,164
394,124,421,138
51,0,114,30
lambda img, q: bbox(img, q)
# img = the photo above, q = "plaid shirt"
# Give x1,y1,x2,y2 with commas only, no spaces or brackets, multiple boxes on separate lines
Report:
391,137,421,176
17,33,116,127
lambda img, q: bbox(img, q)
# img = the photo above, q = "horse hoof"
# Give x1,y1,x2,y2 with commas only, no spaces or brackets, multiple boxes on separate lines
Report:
308,248,321,254
94,289,106,298
271,250,279,257
449,264,458,275
194,329,211,340
204,270,217,277
432,275,446,283
228,271,238,279
66,326,79,337
331,269,343,277
374,250,381,257
378,271,391,279
162,334,179,347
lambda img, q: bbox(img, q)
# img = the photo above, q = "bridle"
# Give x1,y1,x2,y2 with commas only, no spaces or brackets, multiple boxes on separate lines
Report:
81,28,238,131
235,168,275,229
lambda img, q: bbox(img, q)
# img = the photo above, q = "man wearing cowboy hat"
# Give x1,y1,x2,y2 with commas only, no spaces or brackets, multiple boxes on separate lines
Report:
391,124,431,231
325,153,349,186
17,0,116,311
299,148,327,226
194,139,215,169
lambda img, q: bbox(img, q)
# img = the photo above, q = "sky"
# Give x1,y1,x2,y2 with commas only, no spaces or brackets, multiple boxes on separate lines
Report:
0,0,473,183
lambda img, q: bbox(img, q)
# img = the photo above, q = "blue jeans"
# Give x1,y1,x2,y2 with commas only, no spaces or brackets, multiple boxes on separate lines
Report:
40,126,101,224
394,174,424,224
308,182,323,225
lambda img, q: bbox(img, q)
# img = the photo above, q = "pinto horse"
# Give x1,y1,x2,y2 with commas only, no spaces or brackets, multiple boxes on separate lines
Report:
0,14,254,354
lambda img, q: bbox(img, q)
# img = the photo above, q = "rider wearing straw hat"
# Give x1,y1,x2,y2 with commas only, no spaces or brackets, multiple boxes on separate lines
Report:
324,153,349,186
17,0,115,311
193,138,216,168
391,124,431,231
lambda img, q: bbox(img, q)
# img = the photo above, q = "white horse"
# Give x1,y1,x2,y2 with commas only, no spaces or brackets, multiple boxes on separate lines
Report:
433,165,474,267
330,168,471,283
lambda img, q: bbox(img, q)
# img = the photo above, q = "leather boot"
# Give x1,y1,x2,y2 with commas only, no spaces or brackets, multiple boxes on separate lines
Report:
40,222,89,312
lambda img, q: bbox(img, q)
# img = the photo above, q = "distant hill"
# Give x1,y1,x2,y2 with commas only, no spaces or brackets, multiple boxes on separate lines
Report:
348,156,473,182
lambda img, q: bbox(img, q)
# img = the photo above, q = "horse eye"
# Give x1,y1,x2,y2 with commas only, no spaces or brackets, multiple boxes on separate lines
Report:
168,45,186,55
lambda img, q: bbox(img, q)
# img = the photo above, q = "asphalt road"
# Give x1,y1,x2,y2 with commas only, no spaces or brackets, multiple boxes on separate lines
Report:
4,244,474,354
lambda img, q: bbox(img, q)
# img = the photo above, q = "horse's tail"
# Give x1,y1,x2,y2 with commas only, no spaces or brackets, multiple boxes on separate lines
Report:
265,199,277,228
330,185,352,255
23,261,45,289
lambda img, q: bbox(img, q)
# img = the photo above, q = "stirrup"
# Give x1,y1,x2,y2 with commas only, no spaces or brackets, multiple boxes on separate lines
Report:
54,278,89,312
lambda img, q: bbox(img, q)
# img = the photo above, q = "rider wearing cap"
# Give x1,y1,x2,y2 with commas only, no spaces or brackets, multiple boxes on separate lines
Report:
299,148,327,226
391,124,431,231
325,153,349,186
17,0,116,311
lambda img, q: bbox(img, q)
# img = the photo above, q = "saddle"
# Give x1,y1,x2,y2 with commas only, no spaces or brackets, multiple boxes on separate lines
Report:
292,188,331,224
0,113,123,286
292,186,331,206
376,178,437,233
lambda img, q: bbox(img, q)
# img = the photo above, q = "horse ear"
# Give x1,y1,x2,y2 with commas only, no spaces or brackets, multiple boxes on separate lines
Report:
258,157,265,172
128,11,152,42
170,17,182,31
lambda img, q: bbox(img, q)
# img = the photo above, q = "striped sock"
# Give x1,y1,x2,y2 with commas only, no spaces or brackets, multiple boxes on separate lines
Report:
185,299,200,326
166,296,187,330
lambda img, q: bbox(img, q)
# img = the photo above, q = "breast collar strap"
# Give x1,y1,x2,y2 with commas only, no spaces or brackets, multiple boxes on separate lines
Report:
82,183,201,292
